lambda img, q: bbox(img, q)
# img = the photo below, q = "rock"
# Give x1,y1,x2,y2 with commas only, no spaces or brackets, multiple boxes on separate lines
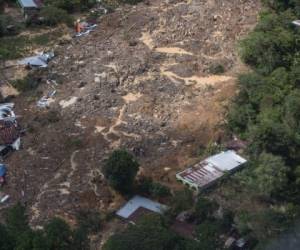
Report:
77,81,87,88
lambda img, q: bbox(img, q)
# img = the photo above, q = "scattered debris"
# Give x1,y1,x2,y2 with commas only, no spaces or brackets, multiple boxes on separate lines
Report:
0,103,21,156
75,22,98,37
0,193,10,203
226,137,247,151
19,51,55,69
37,90,56,108
0,164,7,186
176,151,247,192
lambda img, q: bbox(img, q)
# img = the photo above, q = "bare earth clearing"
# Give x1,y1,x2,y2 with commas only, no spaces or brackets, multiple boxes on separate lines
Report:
1,0,260,233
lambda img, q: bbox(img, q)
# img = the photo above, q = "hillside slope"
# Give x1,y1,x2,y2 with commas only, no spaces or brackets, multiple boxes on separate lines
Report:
2,0,260,226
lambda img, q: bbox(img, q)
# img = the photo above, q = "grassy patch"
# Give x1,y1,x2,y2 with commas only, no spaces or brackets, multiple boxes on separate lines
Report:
11,74,42,92
0,29,64,60
0,35,31,60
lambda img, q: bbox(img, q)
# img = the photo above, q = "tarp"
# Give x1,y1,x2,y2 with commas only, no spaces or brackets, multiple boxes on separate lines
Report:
0,165,7,177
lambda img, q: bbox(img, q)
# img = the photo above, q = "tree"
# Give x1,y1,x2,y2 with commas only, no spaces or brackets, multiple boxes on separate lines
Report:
195,220,223,250
0,223,14,250
76,210,101,234
72,227,89,250
103,150,139,194
40,6,73,26
103,215,177,250
44,218,72,250
254,152,288,197
5,203,30,237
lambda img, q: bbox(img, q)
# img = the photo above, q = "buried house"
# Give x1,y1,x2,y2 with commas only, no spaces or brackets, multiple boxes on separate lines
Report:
176,150,247,192
116,195,168,224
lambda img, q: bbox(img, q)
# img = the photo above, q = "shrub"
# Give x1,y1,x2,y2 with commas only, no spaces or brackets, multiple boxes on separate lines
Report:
209,63,225,74
12,75,41,92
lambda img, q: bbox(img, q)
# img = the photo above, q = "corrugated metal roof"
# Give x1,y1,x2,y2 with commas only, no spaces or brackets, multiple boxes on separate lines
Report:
177,150,247,189
205,150,247,171
116,195,168,219
18,0,38,8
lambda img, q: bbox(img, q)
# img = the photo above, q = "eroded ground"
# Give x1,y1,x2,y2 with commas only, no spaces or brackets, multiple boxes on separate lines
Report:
1,0,260,231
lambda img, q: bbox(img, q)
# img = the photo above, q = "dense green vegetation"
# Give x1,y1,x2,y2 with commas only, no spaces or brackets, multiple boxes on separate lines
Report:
228,1,300,200
103,191,238,250
224,0,300,246
0,203,101,250
103,149,139,194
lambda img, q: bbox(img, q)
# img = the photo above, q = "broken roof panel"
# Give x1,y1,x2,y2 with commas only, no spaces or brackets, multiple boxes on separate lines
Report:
19,51,54,68
116,195,168,219
205,150,247,172
19,56,48,68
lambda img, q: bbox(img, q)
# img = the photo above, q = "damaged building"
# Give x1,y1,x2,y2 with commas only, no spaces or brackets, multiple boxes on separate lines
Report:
176,151,247,192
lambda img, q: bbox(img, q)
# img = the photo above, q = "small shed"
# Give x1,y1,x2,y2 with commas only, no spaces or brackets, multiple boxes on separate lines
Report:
17,0,43,19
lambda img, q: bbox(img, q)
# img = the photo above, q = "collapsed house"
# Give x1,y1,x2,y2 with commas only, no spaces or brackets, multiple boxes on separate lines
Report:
176,151,247,192
0,103,21,157
17,0,43,20
116,195,168,224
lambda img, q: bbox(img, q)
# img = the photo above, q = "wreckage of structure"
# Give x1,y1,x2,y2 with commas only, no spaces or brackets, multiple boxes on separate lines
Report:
0,103,21,156
18,51,54,68
176,150,247,192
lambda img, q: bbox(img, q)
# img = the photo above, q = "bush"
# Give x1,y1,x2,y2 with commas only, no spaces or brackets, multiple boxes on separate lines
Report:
119,0,143,4
76,210,102,234
150,182,171,198
136,177,171,198
12,75,42,92
40,6,73,26
170,189,194,215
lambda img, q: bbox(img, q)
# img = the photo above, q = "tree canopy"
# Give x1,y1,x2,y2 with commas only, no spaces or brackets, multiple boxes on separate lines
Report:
103,149,139,194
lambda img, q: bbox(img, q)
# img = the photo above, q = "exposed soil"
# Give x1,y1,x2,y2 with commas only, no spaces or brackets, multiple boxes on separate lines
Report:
1,0,260,236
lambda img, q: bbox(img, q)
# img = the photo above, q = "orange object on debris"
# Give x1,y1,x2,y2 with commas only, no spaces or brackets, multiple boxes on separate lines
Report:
75,20,81,33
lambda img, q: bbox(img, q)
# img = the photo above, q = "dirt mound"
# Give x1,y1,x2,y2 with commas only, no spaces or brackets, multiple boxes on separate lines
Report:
2,0,260,226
